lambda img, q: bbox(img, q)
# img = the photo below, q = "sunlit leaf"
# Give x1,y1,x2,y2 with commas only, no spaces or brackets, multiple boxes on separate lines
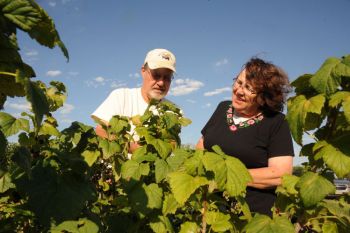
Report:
179,117,192,126
244,215,294,233
146,136,172,159
39,121,59,137
162,193,179,215
82,150,100,167
0,172,15,193
121,160,149,180
109,116,130,133
168,171,208,205
290,74,316,96
144,183,163,209
206,211,232,232
314,142,350,178
155,158,170,183
0,112,29,136
179,222,199,233
98,139,121,159
50,218,99,233
310,57,342,96
296,172,335,207
286,94,325,144
322,221,338,233
280,175,299,195
149,216,173,233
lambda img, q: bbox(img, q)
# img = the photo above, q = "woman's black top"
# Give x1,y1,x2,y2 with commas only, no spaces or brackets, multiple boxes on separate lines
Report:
201,101,294,216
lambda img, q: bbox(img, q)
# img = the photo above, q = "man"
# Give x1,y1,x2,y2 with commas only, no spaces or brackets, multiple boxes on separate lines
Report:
91,48,176,151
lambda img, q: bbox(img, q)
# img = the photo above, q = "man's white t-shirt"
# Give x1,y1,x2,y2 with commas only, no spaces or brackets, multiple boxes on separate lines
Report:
91,87,148,123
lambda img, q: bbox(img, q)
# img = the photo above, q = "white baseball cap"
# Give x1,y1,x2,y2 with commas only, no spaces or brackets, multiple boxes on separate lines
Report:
144,48,176,72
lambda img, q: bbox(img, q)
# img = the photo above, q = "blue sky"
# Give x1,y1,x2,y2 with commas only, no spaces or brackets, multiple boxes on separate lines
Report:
5,0,350,165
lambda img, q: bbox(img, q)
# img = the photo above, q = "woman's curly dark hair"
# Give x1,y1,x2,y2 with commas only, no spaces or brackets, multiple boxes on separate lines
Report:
244,58,291,113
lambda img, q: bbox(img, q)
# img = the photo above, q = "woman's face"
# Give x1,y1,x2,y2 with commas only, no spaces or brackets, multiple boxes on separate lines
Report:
232,69,260,117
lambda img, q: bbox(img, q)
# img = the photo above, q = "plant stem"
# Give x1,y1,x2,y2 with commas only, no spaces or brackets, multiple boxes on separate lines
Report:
201,189,208,233
0,72,16,77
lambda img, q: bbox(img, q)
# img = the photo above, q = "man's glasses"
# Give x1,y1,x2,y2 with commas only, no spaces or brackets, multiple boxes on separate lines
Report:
148,69,174,82
233,78,257,95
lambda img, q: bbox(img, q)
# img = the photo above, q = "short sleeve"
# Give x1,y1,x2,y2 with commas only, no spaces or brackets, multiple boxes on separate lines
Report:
268,115,294,158
91,89,121,122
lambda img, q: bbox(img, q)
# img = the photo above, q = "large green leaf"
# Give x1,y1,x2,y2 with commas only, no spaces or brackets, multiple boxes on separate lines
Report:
81,150,100,167
314,142,350,178
50,218,99,233
121,160,150,180
149,216,174,233
12,146,31,175
1,0,40,31
144,183,163,209
98,139,121,159
322,200,350,223
162,193,179,215
244,215,294,233
14,161,96,226
0,112,29,136
310,57,342,96
206,211,232,232
290,74,317,96
25,80,49,127
286,94,325,144
155,158,170,183
202,152,251,196
296,172,335,207
146,136,172,159
167,171,208,205
332,54,350,78
0,172,15,193
108,115,130,133
38,121,60,136
329,91,350,123
179,222,200,233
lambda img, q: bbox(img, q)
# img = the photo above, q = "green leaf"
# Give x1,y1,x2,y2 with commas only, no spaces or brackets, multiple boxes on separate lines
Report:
332,55,350,78
310,57,342,96
291,74,316,96
0,172,15,193
279,175,299,195
179,117,192,126
244,215,294,233
168,171,208,205
109,116,130,133
144,183,163,209
82,150,100,167
146,136,172,159
296,172,335,207
322,221,338,233
121,160,149,180
25,80,50,127
12,146,32,175
0,130,7,159
184,150,205,176
203,152,252,196
2,0,40,31
179,222,200,233
286,94,325,144
329,91,350,107
206,211,232,232
50,218,99,233
39,121,59,136
0,112,29,136
162,193,180,215
98,139,121,159
166,152,186,170
155,158,170,183
323,200,350,223
314,142,350,178
14,161,96,226
149,216,174,233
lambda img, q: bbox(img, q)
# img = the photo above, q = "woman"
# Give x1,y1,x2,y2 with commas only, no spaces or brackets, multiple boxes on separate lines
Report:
196,58,294,216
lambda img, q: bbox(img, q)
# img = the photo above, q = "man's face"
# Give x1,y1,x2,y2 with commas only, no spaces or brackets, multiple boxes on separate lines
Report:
141,66,173,103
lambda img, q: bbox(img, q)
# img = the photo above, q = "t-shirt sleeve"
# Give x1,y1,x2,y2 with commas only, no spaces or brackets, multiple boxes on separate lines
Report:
91,89,122,123
268,115,294,158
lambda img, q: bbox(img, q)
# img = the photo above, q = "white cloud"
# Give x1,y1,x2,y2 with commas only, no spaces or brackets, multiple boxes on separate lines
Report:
48,1,57,7
186,99,196,104
95,76,105,83
59,103,74,115
202,103,211,108
25,50,38,57
170,78,204,96
215,58,229,67
129,73,140,79
5,102,31,111
204,87,231,96
110,81,127,89
46,70,62,77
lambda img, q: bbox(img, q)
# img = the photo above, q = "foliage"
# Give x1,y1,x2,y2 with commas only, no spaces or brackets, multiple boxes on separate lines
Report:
275,54,350,232
1,1,349,232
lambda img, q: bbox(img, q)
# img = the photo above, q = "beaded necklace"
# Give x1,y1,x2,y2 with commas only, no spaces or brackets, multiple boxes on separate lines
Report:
226,104,264,132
